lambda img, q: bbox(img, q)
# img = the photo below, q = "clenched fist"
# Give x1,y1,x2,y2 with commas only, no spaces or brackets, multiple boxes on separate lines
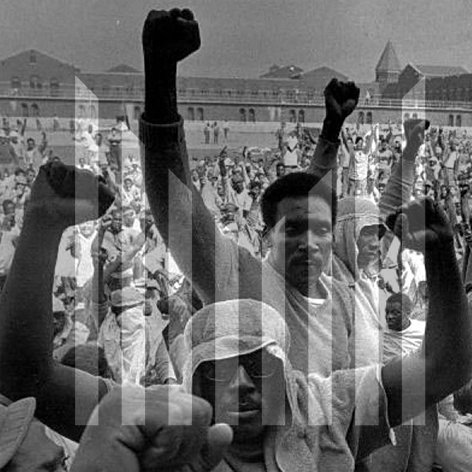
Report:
386,197,454,253
324,79,360,124
28,162,115,228
71,386,232,472
142,8,201,69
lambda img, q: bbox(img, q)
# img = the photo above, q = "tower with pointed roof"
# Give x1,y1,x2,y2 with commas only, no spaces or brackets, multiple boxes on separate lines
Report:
376,41,401,93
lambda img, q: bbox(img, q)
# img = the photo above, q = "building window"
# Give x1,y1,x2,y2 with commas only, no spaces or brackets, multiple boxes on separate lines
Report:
239,108,246,122
90,105,97,120
366,111,373,124
102,81,110,94
133,105,141,120
29,51,37,65
197,107,204,121
78,104,86,118
21,103,29,117
289,110,296,123
358,111,365,124
11,76,21,90
187,107,195,121
30,75,41,89
50,78,60,96
248,108,256,122
298,109,305,123
31,103,40,117
456,115,462,127
448,114,454,127
404,113,410,121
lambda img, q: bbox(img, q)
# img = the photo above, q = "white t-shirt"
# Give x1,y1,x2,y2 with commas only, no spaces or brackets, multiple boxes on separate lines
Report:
383,319,425,363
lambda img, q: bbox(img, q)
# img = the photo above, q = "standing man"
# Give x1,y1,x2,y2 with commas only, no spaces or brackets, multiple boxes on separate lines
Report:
140,8,360,376
223,120,230,141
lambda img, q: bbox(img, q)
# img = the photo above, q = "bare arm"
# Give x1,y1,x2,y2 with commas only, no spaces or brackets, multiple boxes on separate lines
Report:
142,9,260,304
0,163,115,442
382,199,472,426
307,79,359,189
379,120,427,219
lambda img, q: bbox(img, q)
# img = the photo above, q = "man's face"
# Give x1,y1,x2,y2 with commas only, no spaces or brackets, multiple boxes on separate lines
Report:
27,170,36,183
6,420,67,472
355,139,364,150
221,206,236,224
124,179,133,191
144,213,154,232
123,211,135,227
196,349,285,442
16,182,26,195
217,184,225,198
26,139,35,151
270,195,333,296
231,177,244,194
80,221,95,238
385,300,410,331
276,164,285,178
357,225,382,271
4,202,15,216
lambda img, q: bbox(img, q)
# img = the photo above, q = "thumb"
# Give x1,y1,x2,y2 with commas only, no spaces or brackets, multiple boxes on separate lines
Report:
198,424,233,471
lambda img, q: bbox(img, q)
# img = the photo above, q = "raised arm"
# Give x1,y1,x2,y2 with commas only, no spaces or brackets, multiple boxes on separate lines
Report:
141,9,260,304
382,198,472,427
307,79,359,189
379,119,427,219
0,163,115,442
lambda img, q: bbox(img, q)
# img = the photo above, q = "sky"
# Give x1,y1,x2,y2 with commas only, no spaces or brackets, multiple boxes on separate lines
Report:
2,0,472,82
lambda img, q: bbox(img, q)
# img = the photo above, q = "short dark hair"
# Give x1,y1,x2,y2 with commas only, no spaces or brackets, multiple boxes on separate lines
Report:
261,172,337,230
386,293,413,314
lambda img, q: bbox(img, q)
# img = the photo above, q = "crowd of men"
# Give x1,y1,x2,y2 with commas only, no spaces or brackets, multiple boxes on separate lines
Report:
0,7,471,472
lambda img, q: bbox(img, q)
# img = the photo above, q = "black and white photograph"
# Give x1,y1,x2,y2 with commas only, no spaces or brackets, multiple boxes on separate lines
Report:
0,1,472,471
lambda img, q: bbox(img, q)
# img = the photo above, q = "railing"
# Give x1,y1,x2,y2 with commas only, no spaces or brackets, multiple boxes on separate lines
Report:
2,83,472,110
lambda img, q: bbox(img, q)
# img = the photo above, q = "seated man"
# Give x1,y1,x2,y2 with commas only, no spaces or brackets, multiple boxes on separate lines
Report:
0,160,470,472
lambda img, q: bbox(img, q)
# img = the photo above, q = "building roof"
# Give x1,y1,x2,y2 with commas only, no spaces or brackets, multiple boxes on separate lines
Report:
107,64,141,74
260,64,304,79
412,64,468,77
300,66,348,88
376,41,401,73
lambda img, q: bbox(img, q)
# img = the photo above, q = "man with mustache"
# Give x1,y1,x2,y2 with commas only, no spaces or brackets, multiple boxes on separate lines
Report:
140,7,360,377
0,170,469,472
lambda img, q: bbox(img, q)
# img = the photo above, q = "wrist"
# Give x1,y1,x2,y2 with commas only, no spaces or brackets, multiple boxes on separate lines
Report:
321,117,342,143
144,61,178,124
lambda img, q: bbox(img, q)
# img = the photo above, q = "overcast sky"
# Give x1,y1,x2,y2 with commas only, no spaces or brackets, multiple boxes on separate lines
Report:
2,0,472,81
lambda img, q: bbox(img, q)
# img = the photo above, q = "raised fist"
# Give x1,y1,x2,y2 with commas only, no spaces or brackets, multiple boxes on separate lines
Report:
142,8,201,67
28,162,115,228
71,386,232,472
404,119,430,151
324,79,360,123
386,197,454,253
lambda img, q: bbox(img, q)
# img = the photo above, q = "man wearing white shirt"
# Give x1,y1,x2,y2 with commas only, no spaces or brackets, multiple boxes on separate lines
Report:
383,293,425,363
